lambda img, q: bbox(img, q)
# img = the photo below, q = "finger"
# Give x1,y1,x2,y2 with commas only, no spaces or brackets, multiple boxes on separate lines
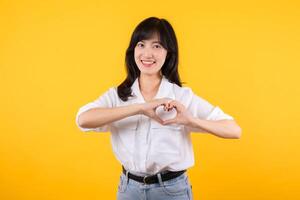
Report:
161,98,173,106
149,111,163,124
153,115,164,125
157,99,170,107
159,103,170,110
160,102,168,108
163,118,177,125
168,100,177,107
170,101,183,112
160,99,172,108
166,101,177,111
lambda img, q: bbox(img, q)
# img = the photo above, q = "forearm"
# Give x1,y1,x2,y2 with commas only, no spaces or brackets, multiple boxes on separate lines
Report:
78,103,142,128
188,117,242,139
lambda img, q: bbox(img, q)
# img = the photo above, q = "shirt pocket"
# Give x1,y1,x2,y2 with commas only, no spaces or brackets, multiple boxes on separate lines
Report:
112,116,139,155
148,121,184,168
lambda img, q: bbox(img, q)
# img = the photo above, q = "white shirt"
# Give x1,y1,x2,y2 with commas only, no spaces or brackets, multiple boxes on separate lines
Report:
75,76,234,175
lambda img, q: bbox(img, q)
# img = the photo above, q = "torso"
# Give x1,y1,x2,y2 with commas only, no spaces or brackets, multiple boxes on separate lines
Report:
141,92,157,102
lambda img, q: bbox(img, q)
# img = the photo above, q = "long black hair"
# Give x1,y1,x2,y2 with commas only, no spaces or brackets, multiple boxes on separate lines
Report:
117,17,182,101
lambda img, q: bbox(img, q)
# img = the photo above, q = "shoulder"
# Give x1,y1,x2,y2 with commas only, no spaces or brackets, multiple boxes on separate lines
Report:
172,83,195,106
99,86,117,98
108,86,118,95
94,86,119,106
173,83,194,99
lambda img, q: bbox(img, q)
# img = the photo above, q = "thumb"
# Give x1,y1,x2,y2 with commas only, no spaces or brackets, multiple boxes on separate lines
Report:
152,114,164,125
163,118,177,125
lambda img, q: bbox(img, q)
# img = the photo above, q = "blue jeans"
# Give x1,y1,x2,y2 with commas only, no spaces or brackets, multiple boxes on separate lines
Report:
117,171,193,200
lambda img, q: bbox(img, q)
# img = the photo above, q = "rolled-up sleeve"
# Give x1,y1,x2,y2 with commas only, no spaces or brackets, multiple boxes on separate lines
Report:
182,88,234,133
75,87,116,132
187,90,234,121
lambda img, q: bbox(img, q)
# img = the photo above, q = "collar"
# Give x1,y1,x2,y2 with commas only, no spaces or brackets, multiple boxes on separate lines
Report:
131,75,175,102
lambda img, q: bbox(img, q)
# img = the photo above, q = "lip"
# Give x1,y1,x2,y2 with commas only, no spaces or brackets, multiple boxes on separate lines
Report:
141,60,156,67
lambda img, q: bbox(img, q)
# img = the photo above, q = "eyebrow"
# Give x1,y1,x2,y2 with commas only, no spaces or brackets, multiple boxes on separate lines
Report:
140,40,161,44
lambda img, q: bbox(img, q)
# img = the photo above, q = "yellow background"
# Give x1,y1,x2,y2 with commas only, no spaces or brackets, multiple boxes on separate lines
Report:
1,0,299,199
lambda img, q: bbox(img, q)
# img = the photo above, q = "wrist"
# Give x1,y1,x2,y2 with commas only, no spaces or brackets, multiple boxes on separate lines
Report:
134,103,144,115
187,115,198,128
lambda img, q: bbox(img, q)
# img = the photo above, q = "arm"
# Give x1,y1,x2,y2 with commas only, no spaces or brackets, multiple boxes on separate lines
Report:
78,98,171,129
187,118,242,139
78,103,142,129
163,100,242,139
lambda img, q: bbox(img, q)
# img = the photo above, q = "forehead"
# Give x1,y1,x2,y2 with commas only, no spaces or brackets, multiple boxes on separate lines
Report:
139,32,161,42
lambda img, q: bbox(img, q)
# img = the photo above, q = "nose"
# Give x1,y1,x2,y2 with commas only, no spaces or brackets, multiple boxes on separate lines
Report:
142,47,154,58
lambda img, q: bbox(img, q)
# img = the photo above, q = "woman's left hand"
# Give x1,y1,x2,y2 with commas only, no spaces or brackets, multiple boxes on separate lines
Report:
162,100,193,126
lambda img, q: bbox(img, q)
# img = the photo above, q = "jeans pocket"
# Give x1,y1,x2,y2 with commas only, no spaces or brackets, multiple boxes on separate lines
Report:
117,175,128,193
186,177,193,200
161,176,189,196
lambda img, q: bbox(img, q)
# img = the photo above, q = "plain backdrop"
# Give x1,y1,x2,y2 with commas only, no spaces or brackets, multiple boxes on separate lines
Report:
1,0,300,199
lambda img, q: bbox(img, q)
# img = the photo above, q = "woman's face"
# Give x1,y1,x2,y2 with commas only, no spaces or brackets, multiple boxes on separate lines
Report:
134,34,167,76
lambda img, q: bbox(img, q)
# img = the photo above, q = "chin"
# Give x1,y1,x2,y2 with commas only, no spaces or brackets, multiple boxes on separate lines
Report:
140,69,161,76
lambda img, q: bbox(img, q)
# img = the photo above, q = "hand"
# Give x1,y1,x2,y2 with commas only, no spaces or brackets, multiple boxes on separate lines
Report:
139,98,172,124
162,100,193,126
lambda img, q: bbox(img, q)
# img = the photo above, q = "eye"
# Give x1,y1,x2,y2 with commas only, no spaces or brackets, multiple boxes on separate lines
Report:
137,43,144,48
154,44,162,49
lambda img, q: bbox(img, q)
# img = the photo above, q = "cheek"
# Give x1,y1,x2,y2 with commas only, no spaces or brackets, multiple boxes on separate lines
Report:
134,49,137,58
134,51,140,62
157,52,167,62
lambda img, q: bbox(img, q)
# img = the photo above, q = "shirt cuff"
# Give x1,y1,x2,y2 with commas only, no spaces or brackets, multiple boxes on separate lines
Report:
75,103,110,132
205,106,234,121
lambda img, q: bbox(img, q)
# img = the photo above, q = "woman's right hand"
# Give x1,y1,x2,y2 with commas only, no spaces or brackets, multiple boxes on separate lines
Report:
139,98,172,124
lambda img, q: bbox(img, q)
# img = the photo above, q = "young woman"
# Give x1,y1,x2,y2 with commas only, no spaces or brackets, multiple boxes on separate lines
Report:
76,17,241,200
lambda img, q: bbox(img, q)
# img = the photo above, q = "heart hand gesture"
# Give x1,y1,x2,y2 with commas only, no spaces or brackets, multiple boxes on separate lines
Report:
139,98,193,126
139,98,173,124
161,100,193,126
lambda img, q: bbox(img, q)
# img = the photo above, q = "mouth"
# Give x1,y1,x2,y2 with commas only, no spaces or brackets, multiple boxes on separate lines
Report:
141,60,156,67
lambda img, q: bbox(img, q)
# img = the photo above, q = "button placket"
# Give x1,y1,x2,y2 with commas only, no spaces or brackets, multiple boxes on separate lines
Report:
144,118,153,172
145,117,151,144
135,115,150,172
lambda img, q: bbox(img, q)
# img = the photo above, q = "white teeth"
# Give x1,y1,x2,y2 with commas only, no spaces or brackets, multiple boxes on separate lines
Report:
142,60,155,64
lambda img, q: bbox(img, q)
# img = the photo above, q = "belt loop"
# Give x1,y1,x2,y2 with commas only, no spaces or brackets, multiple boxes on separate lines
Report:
157,173,164,186
125,170,129,184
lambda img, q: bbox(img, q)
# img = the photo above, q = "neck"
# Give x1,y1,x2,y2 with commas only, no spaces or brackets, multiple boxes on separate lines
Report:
138,73,162,93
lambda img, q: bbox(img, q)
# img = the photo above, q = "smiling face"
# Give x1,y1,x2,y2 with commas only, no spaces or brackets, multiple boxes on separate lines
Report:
134,34,168,76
